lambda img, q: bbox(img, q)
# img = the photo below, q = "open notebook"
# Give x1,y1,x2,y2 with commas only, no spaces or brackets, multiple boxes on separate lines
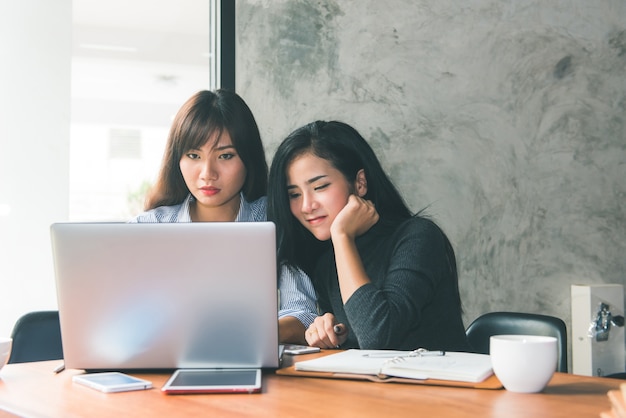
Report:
279,349,500,389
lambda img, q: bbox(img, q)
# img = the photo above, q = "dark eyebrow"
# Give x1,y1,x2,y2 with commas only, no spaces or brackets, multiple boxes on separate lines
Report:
286,175,328,190
214,144,236,151
185,144,236,154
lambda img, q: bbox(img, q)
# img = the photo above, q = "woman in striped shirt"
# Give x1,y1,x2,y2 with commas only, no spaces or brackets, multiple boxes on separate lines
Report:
131,89,317,344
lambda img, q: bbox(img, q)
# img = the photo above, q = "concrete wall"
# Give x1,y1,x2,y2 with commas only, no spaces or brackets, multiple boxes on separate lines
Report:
237,0,626,360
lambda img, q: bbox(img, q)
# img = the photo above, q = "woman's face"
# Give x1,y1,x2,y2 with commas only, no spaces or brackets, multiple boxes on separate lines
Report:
286,153,352,241
179,131,246,221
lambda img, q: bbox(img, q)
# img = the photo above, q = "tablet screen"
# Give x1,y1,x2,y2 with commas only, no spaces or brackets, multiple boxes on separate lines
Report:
162,369,261,394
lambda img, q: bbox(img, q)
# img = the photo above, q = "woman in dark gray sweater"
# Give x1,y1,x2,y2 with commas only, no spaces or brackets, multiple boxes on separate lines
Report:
268,121,469,352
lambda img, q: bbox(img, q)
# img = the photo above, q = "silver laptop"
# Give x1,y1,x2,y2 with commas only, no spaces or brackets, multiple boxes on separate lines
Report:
50,222,280,371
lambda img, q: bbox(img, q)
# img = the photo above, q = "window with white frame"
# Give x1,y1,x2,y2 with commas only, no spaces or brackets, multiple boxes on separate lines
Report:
70,0,225,221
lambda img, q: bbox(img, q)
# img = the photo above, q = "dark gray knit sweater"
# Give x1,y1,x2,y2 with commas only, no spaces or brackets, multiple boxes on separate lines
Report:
314,216,470,352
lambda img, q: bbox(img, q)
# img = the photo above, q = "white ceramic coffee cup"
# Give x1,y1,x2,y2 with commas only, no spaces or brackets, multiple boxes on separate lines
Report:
490,335,557,393
0,337,12,372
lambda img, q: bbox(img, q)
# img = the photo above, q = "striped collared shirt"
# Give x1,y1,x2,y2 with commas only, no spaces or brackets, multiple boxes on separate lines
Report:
129,193,266,223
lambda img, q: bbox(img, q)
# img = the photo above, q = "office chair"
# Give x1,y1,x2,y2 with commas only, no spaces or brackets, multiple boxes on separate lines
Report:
465,311,568,373
8,310,63,364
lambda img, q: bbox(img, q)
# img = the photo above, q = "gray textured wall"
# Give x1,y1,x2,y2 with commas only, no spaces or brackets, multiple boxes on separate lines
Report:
237,0,626,362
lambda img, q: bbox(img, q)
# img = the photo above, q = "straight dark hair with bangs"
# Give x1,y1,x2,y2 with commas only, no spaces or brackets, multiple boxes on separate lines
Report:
145,89,268,210
267,120,413,275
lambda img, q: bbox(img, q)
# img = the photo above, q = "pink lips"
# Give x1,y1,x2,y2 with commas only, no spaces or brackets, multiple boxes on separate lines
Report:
199,186,219,196
306,216,326,225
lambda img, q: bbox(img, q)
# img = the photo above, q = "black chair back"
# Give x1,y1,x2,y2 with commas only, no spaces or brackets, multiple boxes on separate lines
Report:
8,311,63,364
465,311,568,373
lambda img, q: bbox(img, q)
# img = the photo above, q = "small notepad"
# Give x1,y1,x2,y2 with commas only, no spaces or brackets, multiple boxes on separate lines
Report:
294,349,493,383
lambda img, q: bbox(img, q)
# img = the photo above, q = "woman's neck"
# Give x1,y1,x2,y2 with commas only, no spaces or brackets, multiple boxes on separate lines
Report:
190,195,241,222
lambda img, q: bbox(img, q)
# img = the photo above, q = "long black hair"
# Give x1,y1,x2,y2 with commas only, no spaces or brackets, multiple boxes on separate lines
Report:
267,120,413,275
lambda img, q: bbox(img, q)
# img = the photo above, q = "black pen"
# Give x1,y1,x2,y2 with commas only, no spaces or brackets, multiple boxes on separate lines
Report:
333,324,346,335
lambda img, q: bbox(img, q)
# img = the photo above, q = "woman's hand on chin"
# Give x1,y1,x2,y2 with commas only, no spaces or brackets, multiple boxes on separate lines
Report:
330,195,379,240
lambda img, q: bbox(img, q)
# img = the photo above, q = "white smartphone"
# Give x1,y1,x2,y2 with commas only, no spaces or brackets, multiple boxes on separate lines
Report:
283,344,321,355
72,372,152,393
161,369,262,394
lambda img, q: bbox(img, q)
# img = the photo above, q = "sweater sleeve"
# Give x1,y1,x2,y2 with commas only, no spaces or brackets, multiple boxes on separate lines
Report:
343,218,447,349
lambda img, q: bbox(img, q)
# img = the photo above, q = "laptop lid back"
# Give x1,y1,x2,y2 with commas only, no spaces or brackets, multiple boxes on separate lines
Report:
50,222,279,371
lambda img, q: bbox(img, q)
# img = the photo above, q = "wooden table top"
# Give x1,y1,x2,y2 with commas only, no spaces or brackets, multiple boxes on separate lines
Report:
0,353,621,418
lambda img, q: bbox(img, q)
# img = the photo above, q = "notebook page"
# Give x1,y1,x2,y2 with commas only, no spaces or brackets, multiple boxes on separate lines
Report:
294,350,493,383
381,352,493,383
294,349,411,375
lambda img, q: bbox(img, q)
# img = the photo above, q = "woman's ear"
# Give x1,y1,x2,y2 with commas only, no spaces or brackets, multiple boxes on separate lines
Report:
355,169,368,197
